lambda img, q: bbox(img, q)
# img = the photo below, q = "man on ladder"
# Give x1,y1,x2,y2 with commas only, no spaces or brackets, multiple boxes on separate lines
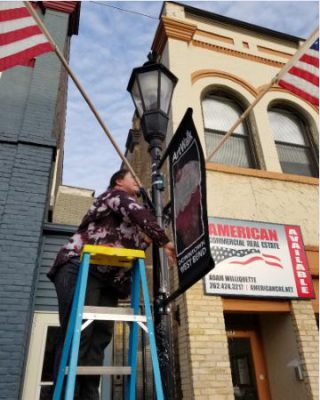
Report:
47,169,176,400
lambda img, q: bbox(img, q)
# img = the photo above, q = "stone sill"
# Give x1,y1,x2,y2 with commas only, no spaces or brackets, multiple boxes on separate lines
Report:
206,163,319,186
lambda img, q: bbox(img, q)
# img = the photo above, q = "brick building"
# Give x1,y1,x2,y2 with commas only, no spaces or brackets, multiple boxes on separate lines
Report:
125,2,319,399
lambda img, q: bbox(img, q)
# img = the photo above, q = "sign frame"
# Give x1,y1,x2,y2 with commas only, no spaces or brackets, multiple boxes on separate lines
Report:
204,216,315,300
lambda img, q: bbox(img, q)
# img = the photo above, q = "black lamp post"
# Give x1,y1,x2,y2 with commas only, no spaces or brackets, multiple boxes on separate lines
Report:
127,60,178,399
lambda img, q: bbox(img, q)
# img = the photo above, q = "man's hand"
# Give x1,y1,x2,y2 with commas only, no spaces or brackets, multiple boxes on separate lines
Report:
163,241,177,266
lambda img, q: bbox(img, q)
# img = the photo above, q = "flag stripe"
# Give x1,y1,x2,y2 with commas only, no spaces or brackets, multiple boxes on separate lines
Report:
295,60,318,78
0,25,42,46
0,34,52,59
0,2,53,72
300,53,319,68
305,47,319,59
0,6,30,22
261,253,281,261
279,36,319,105
288,66,319,86
230,256,283,268
0,42,52,72
0,2,26,11
279,73,318,97
230,256,265,265
0,16,35,34
264,260,283,268
279,79,319,105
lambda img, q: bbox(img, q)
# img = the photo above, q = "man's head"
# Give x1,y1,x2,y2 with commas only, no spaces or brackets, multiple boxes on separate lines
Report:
109,169,140,196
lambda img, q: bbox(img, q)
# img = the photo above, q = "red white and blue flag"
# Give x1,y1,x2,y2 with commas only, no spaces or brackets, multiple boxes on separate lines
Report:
0,2,53,72
211,246,283,269
278,36,319,106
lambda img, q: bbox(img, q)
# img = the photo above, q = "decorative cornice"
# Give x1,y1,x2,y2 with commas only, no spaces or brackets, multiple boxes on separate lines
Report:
195,29,234,45
206,162,319,185
192,39,286,68
153,16,298,73
125,129,141,153
257,45,292,60
191,69,258,96
42,2,78,14
152,16,197,55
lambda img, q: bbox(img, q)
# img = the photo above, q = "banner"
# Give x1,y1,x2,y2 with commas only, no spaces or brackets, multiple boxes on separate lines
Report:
168,108,214,293
205,217,315,299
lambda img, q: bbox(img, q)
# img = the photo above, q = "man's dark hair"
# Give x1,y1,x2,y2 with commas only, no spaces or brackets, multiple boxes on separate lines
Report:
109,169,130,189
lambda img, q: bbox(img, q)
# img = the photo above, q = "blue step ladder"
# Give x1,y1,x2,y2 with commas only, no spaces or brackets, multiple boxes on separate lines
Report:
53,245,164,400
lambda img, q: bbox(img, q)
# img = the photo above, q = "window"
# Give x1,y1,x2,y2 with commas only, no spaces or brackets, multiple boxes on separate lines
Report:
22,313,60,400
268,107,318,177
202,93,257,168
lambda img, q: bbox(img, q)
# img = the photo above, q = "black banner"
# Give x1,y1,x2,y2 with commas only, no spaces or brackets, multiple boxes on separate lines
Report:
167,108,214,293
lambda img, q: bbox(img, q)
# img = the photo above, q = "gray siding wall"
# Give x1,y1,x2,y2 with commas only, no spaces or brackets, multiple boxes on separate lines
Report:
0,9,70,400
35,224,76,311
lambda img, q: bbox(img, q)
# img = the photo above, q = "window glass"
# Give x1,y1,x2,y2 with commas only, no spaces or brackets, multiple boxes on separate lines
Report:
268,110,305,145
203,96,245,135
202,93,256,168
268,107,318,177
277,144,315,177
205,132,252,168
39,326,60,400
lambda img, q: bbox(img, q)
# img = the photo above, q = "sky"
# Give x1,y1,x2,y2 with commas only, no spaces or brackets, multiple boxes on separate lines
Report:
62,0,319,195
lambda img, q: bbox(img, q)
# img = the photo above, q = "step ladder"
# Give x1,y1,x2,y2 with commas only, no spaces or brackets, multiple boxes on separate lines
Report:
53,245,164,400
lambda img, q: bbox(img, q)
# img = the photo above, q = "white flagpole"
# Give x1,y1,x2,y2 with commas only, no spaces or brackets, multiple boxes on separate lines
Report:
206,26,319,163
23,1,143,187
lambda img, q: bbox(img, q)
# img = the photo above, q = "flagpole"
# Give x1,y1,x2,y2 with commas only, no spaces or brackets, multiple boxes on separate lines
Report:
23,1,142,187
205,27,319,163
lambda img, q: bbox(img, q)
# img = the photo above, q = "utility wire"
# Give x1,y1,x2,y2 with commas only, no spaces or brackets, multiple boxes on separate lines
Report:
90,1,158,20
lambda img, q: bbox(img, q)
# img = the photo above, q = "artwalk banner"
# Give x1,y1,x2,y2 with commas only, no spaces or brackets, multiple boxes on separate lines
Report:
168,108,214,293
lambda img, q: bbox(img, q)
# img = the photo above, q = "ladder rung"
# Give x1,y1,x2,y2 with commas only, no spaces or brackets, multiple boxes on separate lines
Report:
66,366,131,375
83,306,147,322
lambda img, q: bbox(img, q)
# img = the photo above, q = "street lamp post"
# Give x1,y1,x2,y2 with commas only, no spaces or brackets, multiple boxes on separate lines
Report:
127,60,178,399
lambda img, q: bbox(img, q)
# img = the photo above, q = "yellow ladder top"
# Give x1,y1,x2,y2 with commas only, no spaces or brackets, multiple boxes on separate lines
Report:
81,245,145,268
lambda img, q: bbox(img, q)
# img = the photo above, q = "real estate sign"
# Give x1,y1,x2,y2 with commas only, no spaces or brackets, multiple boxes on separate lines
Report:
204,217,314,299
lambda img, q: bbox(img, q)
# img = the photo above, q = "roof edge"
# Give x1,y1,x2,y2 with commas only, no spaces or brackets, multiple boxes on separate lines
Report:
41,1,81,36
164,1,305,43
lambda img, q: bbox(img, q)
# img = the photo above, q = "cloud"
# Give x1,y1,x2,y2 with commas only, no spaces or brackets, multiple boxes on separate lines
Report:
62,1,318,195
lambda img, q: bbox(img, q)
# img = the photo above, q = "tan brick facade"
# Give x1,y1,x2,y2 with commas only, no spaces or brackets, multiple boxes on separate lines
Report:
52,185,94,225
291,301,319,399
184,284,234,400
122,2,319,399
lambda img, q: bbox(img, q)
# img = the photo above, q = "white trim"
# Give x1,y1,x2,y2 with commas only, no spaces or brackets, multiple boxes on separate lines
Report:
22,312,59,400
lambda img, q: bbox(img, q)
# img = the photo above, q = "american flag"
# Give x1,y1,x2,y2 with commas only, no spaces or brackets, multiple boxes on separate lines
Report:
0,2,53,72
211,246,283,268
278,37,319,106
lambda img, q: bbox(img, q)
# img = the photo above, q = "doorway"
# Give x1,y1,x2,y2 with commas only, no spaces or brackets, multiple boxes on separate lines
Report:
227,330,271,400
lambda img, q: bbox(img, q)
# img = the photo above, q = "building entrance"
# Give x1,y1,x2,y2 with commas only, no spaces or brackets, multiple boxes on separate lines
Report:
227,330,271,400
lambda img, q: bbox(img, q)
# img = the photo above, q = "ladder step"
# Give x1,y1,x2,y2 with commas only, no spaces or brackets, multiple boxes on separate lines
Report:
66,366,131,375
83,306,147,322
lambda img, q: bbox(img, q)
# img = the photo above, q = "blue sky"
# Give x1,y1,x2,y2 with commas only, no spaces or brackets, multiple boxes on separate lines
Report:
62,1,319,195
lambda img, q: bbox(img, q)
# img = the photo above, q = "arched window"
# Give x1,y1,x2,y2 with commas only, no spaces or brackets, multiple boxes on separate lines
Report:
268,106,318,177
202,92,257,168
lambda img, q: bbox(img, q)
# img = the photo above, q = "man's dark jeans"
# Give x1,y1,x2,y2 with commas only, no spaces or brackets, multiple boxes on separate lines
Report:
53,261,119,400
